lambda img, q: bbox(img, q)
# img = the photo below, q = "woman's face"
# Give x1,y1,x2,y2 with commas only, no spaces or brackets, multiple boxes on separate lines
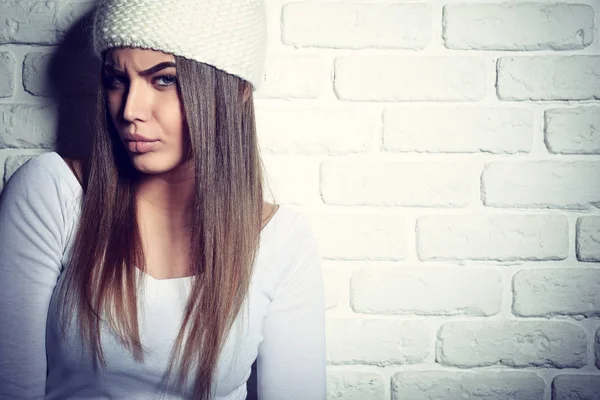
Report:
104,47,188,175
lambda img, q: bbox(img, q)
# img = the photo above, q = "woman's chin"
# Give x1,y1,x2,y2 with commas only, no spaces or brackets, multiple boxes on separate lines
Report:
129,155,187,177
130,156,171,175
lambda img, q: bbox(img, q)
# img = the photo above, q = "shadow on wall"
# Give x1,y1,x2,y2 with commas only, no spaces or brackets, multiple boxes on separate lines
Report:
47,10,98,160
47,8,259,400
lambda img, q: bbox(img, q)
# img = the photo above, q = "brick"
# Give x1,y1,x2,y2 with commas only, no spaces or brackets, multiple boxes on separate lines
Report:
256,54,324,99
321,160,471,207
437,321,587,368
283,2,431,49
3,154,36,184
0,1,93,44
497,56,600,101
255,105,378,155
261,155,320,205
351,267,502,316
54,1,96,40
443,4,593,51
0,105,56,149
383,107,533,153
482,161,600,209
327,369,385,400
23,52,52,97
545,107,600,155
552,375,600,400
0,51,15,98
327,318,431,366
577,217,600,262
392,371,545,400
3,0,98,91
0,0,58,44
309,213,406,260
335,57,487,102
417,214,568,261
513,269,600,318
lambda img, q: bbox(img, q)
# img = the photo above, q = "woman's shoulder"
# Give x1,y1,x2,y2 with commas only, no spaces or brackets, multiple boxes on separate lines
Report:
3,152,83,197
258,205,318,268
0,152,83,238
262,205,314,241
255,205,321,298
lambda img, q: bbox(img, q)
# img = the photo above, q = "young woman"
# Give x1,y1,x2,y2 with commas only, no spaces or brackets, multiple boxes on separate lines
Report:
0,1,326,399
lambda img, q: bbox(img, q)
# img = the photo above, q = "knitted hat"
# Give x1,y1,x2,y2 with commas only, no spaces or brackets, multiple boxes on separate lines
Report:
92,0,267,90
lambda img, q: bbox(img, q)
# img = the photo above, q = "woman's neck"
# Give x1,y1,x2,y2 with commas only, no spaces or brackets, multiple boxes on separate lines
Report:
135,163,195,228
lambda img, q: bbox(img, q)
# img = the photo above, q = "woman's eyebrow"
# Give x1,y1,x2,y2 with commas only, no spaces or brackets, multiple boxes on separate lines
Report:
104,61,177,76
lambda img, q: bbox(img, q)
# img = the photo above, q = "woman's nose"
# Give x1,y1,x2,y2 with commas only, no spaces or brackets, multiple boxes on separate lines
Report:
122,83,150,123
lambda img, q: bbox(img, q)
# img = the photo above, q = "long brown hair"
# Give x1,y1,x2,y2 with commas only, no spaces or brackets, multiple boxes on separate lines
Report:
58,54,265,399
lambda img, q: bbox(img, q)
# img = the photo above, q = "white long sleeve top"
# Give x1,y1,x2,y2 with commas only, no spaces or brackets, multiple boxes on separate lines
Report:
0,152,326,400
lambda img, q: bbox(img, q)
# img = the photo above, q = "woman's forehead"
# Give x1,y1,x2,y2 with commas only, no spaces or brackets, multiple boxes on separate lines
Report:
105,47,176,68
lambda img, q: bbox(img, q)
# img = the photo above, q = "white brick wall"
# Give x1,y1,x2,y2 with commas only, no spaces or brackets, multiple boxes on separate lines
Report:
335,56,489,101
1,0,600,399
497,56,600,101
443,4,594,51
545,106,600,154
0,52,15,98
282,3,432,50
383,106,534,153
437,321,587,368
392,371,546,400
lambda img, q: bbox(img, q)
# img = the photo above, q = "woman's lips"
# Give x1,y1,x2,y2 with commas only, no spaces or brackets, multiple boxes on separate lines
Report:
126,139,159,154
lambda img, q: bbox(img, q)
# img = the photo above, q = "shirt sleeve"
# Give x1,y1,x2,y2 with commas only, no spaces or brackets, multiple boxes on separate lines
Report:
257,216,326,400
0,157,67,400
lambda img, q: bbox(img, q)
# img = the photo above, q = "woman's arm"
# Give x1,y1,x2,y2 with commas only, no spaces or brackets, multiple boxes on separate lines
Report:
0,156,68,399
257,217,327,400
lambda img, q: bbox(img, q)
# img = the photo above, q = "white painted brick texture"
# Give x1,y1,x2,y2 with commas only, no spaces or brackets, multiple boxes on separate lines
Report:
577,216,600,261
351,267,502,316
321,160,471,207
392,371,545,400
545,107,600,154
327,318,432,366
0,51,15,98
0,105,57,148
482,161,600,209
0,1,61,45
255,105,378,155
335,56,488,101
2,0,600,398
513,269,600,317
443,4,594,51
552,375,600,400
497,56,600,101
437,321,587,368
22,52,53,97
383,106,533,154
327,369,385,400
256,54,324,99
417,214,569,261
283,3,432,50
309,213,407,260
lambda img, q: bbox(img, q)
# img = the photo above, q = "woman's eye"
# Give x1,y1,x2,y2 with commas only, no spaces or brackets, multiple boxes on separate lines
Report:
154,75,177,87
102,75,127,89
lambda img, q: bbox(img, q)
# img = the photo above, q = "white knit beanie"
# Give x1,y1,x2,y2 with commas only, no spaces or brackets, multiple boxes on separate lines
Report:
92,0,267,90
